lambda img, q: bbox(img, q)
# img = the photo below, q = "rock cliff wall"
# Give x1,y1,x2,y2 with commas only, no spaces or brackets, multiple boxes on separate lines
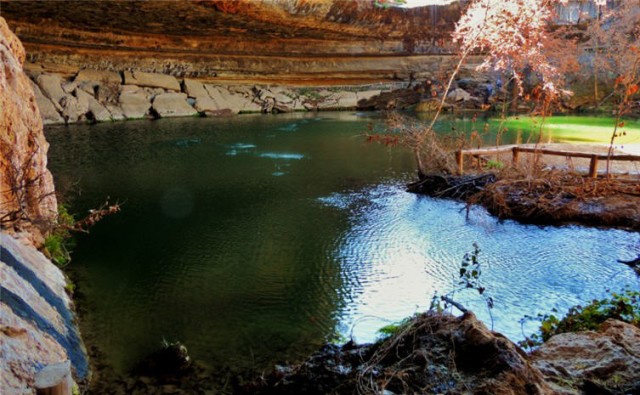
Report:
1,17,87,394
0,0,464,84
0,16,57,243
0,232,89,393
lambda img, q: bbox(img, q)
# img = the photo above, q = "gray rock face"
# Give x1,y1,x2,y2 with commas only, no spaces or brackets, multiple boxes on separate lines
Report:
183,78,209,99
204,85,259,114
75,69,121,84
151,92,198,118
193,96,219,113
0,233,89,393
119,91,151,119
75,89,112,122
124,71,181,91
105,103,126,121
447,88,472,102
35,73,66,105
60,94,87,123
531,319,640,394
356,90,381,103
30,81,64,125
318,91,358,110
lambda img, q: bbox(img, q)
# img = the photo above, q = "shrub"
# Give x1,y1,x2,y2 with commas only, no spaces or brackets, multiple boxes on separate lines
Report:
43,205,75,267
519,288,640,349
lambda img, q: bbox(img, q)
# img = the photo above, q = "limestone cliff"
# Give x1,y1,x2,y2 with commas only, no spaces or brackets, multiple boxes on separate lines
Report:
0,0,463,84
0,16,57,242
1,232,89,393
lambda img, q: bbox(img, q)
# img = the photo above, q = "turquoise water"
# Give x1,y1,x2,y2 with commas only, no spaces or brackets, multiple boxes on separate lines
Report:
45,112,640,378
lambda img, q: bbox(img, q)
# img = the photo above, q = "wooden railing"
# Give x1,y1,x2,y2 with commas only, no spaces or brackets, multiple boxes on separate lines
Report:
455,145,640,177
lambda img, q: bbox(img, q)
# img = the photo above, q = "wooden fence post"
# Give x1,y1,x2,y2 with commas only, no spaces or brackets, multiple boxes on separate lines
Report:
589,155,599,178
455,150,464,175
512,147,520,166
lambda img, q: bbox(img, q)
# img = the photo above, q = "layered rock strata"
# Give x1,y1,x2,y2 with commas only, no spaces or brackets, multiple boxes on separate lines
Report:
0,0,464,84
0,16,57,240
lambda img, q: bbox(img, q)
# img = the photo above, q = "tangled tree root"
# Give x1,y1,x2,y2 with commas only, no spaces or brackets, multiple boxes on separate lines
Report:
240,312,550,395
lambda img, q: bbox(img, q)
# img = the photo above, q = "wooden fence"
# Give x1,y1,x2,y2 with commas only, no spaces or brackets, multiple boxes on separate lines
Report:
455,145,640,177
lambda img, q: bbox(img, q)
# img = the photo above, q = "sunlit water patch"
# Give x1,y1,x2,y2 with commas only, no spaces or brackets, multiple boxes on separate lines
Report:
320,183,640,344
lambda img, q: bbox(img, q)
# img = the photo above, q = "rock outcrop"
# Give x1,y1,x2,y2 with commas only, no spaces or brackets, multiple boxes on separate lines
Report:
151,92,199,118
24,67,440,124
1,232,89,393
0,17,57,241
124,71,181,92
531,319,640,394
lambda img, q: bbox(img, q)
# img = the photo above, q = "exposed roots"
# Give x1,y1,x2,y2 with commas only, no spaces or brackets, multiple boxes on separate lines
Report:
241,312,550,395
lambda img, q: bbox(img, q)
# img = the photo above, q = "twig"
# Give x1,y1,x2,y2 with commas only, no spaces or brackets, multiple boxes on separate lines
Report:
440,296,468,313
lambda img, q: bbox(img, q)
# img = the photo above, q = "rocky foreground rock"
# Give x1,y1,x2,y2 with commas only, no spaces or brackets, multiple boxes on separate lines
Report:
0,233,89,393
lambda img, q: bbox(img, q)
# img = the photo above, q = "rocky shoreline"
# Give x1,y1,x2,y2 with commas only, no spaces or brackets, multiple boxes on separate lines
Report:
29,67,432,127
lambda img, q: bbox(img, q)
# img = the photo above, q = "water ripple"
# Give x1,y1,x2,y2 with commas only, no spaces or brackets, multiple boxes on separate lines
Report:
322,184,640,344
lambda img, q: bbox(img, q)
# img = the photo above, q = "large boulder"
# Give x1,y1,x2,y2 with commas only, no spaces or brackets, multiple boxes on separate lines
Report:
356,89,381,103
531,319,640,394
59,94,88,123
151,92,198,118
183,78,209,99
318,91,358,110
204,85,259,114
29,80,64,125
35,73,66,105
0,17,57,232
119,91,151,119
105,103,126,121
75,89,112,122
447,87,472,102
123,71,181,91
74,69,121,84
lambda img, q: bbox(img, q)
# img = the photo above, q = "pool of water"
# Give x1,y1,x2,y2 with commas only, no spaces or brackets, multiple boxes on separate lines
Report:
45,112,640,377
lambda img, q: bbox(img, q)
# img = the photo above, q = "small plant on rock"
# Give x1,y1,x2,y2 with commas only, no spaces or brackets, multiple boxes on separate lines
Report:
43,204,75,267
519,287,640,350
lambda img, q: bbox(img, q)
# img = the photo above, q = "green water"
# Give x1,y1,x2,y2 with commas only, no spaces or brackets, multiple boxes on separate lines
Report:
45,113,640,380
496,115,640,146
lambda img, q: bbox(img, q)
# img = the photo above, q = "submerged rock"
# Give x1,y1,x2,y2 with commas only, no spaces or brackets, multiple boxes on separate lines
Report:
135,341,193,380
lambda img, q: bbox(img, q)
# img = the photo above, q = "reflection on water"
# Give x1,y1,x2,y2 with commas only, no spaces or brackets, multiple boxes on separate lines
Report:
45,112,640,378
320,184,639,343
